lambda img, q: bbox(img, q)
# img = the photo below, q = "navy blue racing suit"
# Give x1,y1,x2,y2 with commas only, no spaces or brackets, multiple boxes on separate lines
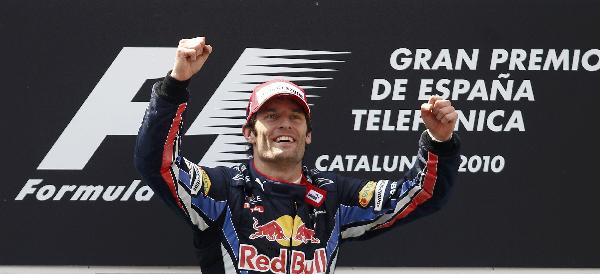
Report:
134,75,461,274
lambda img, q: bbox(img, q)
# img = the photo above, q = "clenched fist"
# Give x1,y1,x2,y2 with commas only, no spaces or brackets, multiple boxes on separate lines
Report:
420,96,458,142
170,37,213,81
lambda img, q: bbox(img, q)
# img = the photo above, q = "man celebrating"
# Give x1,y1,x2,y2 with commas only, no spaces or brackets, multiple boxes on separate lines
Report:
135,37,460,274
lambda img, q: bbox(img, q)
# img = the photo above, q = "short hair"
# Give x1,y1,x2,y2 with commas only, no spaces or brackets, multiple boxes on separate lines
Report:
244,113,312,157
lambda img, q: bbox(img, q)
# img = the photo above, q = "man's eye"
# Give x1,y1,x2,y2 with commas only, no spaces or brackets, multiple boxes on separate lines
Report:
266,113,277,119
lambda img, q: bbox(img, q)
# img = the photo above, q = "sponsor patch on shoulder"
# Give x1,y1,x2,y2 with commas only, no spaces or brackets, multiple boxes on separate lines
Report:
389,181,398,196
374,180,389,211
201,168,212,196
358,181,376,208
190,166,202,196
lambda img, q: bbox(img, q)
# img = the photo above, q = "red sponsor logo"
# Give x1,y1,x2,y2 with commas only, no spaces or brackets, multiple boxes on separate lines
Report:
244,202,265,213
239,244,328,274
249,217,288,241
304,184,326,207
249,216,321,246
293,224,320,244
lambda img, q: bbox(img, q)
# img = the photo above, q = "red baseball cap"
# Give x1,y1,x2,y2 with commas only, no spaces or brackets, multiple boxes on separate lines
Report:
245,79,311,126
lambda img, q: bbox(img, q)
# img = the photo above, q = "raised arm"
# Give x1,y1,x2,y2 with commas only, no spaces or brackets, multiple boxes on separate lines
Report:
337,96,460,240
133,37,227,231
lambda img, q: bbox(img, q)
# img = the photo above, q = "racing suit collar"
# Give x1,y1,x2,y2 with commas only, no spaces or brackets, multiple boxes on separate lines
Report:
249,160,326,207
248,160,306,201
250,159,307,186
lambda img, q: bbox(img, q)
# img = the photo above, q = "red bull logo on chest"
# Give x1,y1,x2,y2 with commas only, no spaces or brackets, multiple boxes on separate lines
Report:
249,215,320,246
239,244,328,274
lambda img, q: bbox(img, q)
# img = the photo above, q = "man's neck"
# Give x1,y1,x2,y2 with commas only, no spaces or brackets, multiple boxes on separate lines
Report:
252,158,303,184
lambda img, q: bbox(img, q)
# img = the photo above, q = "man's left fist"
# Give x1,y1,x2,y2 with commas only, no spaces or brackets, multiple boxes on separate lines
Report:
420,96,458,142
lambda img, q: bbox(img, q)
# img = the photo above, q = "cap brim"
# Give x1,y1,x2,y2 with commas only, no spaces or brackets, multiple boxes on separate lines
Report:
244,93,311,126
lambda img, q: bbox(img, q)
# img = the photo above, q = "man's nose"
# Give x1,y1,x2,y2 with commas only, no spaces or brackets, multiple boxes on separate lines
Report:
278,117,293,129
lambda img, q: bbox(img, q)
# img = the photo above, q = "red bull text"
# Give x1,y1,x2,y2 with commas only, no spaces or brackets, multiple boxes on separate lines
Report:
238,244,328,274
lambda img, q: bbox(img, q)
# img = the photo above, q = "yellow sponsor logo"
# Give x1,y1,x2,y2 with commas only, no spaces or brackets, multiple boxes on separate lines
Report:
201,168,211,195
358,181,376,207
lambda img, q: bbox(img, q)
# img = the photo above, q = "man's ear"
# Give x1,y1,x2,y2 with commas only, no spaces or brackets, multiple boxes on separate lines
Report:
243,126,256,144
305,131,312,145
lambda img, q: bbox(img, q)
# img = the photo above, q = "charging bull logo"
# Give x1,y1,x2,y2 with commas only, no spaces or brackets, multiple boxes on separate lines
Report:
249,218,288,242
294,223,320,244
249,216,320,246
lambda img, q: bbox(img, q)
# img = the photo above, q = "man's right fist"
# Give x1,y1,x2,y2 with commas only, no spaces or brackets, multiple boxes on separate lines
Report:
170,37,213,81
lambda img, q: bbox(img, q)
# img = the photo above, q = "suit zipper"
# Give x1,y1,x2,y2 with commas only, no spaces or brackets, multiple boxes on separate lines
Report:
287,200,297,273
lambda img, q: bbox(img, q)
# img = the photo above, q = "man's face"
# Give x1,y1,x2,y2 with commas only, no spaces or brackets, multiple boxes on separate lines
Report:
244,97,311,165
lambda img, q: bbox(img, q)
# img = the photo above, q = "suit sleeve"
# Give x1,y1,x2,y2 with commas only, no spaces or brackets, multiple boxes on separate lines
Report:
336,130,460,240
134,76,229,232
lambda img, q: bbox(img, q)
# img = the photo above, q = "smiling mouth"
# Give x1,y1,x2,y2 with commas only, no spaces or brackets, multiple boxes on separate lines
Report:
273,136,295,143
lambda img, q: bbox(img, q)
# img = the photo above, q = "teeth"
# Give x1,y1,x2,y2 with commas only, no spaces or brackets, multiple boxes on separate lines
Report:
276,136,294,142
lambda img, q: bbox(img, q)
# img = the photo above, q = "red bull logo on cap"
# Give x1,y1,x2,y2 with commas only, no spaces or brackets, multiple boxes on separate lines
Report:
249,215,320,246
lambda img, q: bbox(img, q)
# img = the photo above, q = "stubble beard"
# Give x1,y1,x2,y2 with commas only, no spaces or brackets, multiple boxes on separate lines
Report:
256,138,305,166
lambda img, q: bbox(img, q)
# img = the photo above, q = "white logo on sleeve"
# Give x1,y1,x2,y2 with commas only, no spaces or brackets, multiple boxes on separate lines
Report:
374,180,389,211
